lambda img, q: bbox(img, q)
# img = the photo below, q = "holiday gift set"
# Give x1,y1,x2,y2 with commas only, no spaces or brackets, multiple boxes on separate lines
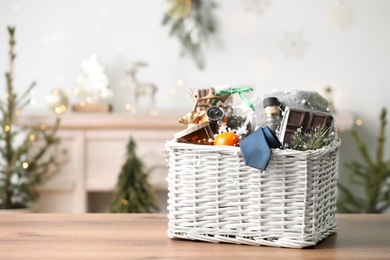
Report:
164,86,340,248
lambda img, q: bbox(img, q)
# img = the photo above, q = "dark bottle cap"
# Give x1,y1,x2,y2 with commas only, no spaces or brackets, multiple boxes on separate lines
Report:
263,97,279,107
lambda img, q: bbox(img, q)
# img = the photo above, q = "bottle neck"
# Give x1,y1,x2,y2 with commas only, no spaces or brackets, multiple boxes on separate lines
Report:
264,105,279,116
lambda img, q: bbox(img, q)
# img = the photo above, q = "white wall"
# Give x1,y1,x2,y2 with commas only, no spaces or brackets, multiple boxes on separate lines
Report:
1,0,390,210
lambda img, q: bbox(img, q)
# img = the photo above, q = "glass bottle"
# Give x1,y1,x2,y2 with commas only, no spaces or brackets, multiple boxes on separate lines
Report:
256,97,281,134
174,122,214,145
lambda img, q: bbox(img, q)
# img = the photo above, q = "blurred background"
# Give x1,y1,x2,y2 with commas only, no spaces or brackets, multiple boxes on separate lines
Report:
0,0,389,213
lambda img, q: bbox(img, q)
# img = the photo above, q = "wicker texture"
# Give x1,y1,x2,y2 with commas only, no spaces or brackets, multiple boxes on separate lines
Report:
165,140,340,248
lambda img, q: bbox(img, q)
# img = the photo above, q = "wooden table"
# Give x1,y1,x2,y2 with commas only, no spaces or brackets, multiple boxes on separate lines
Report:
0,214,389,259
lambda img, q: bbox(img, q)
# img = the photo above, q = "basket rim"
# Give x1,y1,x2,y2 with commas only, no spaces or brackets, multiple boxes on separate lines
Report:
165,139,340,157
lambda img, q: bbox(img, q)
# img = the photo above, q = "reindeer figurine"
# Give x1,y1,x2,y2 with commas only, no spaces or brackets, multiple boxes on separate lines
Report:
127,62,157,114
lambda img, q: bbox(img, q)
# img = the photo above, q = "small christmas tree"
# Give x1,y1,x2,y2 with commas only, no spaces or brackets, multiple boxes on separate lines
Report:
109,137,159,213
0,26,62,209
337,107,390,213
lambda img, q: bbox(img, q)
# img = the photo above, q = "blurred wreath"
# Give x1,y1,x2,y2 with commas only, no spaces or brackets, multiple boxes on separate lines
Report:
162,0,218,70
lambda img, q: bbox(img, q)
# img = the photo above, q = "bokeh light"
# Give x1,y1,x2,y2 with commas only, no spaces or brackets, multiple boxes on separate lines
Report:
176,80,184,87
125,104,132,111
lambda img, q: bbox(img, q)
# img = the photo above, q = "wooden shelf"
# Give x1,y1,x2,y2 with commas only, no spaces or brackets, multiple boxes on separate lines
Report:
16,112,184,130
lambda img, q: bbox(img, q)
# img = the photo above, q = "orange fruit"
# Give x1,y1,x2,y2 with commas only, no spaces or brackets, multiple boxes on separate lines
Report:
214,132,240,146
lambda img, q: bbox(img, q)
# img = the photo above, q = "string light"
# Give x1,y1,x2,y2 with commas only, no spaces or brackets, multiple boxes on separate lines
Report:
125,104,132,111
54,105,67,114
40,124,46,130
29,134,35,141
22,162,29,169
150,109,159,116
356,119,363,126
4,125,10,132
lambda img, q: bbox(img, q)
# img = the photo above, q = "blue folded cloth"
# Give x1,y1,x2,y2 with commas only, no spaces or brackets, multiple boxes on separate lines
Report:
239,126,283,171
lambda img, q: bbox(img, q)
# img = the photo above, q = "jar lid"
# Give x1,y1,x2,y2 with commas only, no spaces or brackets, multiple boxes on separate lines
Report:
263,97,279,107
174,121,211,139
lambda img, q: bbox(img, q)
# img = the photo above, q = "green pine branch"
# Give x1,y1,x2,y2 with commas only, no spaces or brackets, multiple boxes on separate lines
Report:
288,125,333,151
162,0,218,70
337,107,390,213
0,26,63,209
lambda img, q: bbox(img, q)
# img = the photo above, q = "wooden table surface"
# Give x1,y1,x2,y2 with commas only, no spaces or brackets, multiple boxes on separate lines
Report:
0,214,389,259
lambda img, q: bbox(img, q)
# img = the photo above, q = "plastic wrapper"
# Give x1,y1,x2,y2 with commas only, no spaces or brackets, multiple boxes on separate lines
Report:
212,84,255,139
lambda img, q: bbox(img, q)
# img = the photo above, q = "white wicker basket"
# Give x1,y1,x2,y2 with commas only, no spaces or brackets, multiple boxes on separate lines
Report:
164,140,340,248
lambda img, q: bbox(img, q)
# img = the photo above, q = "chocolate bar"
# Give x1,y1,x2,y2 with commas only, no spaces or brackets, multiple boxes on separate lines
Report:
278,107,334,145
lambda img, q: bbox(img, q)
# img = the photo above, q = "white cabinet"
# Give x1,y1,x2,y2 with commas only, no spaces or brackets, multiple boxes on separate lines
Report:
16,113,182,213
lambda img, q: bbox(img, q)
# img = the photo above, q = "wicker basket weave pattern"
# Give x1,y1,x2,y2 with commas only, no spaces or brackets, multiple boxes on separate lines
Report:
165,140,340,248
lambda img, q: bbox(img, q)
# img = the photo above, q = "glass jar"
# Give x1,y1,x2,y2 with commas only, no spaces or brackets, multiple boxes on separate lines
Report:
174,122,214,145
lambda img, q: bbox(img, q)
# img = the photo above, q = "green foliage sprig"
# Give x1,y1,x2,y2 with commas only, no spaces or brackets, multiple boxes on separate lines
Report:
288,125,334,151
0,26,63,209
162,0,218,70
337,108,390,213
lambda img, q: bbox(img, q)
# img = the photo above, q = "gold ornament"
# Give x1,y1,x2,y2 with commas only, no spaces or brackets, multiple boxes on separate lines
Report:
163,0,192,19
